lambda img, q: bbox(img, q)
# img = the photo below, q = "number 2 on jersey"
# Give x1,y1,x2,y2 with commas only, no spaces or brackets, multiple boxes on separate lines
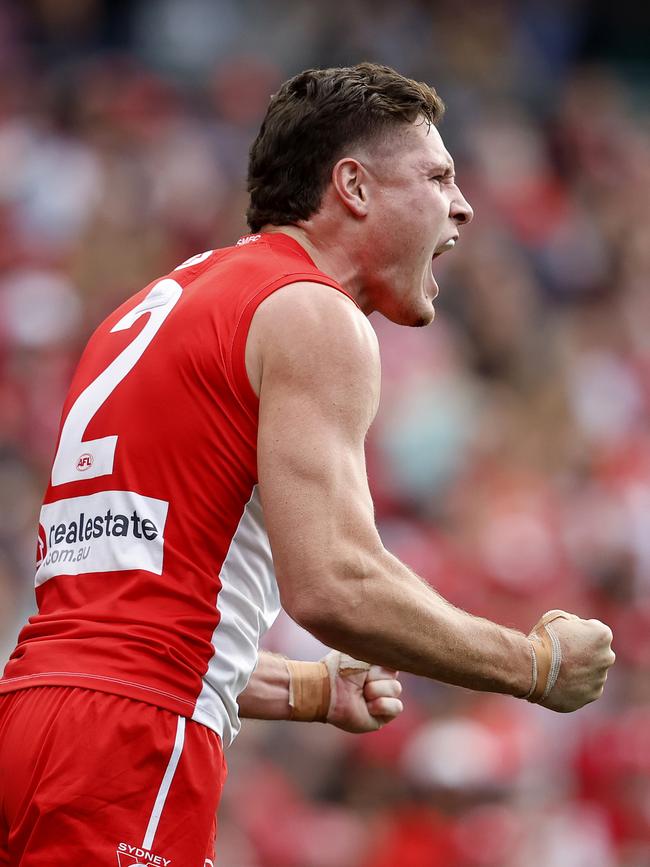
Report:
51,279,183,486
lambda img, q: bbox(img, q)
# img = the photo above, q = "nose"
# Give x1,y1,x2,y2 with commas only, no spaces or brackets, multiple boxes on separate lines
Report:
451,187,473,226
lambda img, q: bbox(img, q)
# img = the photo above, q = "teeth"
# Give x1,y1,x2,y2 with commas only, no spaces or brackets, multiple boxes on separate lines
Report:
433,239,456,258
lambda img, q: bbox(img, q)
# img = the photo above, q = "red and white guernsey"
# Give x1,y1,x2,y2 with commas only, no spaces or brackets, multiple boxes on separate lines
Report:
0,233,354,746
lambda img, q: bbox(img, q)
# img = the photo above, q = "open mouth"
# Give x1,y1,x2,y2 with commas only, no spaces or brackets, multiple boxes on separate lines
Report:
429,238,458,301
432,237,457,260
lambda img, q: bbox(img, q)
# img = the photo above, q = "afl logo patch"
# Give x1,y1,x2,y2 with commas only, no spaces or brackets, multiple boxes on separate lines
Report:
76,453,94,471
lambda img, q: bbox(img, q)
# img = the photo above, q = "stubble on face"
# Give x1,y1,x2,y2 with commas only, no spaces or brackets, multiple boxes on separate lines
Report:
357,121,454,327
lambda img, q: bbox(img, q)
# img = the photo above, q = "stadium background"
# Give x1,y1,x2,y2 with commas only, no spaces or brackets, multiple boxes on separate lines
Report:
1,0,649,864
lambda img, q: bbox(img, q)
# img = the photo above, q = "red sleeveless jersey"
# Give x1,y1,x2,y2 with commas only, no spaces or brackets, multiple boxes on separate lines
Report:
0,233,355,745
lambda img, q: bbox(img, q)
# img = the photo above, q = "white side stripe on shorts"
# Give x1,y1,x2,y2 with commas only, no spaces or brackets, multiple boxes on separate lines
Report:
142,716,186,851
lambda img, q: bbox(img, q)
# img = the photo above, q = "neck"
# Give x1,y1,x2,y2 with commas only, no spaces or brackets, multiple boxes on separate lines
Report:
260,223,373,314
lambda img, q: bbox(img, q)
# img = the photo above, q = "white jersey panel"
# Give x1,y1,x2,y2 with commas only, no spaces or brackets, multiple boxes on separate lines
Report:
192,485,280,746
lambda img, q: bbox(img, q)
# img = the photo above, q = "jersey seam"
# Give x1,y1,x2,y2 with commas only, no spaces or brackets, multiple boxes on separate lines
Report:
0,671,195,710
229,264,358,414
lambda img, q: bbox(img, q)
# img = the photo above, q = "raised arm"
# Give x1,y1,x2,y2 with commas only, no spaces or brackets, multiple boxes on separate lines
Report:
248,282,614,712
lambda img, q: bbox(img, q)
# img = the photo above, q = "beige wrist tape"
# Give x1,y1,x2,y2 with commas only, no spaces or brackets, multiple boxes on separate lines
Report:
286,660,331,722
525,610,569,703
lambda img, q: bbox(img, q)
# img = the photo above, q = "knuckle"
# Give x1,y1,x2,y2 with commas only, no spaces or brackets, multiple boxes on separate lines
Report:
364,682,380,700
589,620,613,642
388,698,404,716
371,666,397,680
367,678,402,699
377,699,397,717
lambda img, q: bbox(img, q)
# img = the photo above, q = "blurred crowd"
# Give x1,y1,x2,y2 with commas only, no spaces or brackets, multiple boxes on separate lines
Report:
1,1,649,865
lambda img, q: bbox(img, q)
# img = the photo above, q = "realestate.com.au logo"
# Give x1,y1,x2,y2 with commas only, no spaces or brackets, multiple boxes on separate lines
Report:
35,490,169,585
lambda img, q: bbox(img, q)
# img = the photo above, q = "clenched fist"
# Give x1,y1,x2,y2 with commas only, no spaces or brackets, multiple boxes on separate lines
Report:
322,651,403,733
525,610,615,713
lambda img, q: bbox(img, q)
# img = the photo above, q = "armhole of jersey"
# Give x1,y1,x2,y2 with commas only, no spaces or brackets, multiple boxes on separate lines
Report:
230,274,360,416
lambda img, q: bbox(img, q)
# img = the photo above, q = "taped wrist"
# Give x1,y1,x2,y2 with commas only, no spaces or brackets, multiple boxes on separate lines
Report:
524,610,569,703
286,660,330,722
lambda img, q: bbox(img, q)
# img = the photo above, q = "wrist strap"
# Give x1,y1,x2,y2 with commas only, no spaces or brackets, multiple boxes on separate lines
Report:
523,640,538,701
526,611,568,703
286,660,330,722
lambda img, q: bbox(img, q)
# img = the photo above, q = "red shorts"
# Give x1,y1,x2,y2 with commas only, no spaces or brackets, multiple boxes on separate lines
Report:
0,686,226,866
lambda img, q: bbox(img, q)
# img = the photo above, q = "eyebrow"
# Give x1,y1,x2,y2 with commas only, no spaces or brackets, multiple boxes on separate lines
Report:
422,160,455,176
427,161,454,175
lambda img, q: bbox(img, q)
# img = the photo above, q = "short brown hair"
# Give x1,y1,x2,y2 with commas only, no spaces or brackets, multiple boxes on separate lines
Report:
246,63,445,232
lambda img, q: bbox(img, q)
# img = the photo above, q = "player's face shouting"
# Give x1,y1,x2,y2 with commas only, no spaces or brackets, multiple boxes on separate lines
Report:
361,121,473,327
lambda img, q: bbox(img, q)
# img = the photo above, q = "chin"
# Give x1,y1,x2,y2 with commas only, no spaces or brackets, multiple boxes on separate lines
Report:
413,307,435,327
377,276,437,327
385,302,435,328
412,306,436,328
412,293,436,327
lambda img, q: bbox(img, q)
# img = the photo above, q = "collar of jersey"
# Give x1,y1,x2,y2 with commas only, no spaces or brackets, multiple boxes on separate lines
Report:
261,232,317,266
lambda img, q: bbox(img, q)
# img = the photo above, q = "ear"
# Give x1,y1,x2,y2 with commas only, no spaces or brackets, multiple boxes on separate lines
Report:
331,158,370,218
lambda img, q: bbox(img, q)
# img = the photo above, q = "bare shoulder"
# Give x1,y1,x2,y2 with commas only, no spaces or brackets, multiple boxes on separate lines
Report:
246,281,380,403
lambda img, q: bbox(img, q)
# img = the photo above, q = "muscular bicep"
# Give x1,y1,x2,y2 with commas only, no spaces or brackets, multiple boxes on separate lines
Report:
251,283,382,619
248,289,535,700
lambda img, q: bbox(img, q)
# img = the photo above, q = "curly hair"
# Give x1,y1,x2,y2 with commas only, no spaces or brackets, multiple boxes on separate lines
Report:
246,62,445,232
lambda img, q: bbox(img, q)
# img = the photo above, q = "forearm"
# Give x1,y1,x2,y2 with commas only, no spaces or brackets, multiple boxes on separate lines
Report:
237,651,291,720
297,547,532,698
254,285,613,713
237,650,330,721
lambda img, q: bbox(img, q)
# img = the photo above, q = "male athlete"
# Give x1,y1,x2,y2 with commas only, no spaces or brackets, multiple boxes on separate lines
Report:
0,64,614,865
